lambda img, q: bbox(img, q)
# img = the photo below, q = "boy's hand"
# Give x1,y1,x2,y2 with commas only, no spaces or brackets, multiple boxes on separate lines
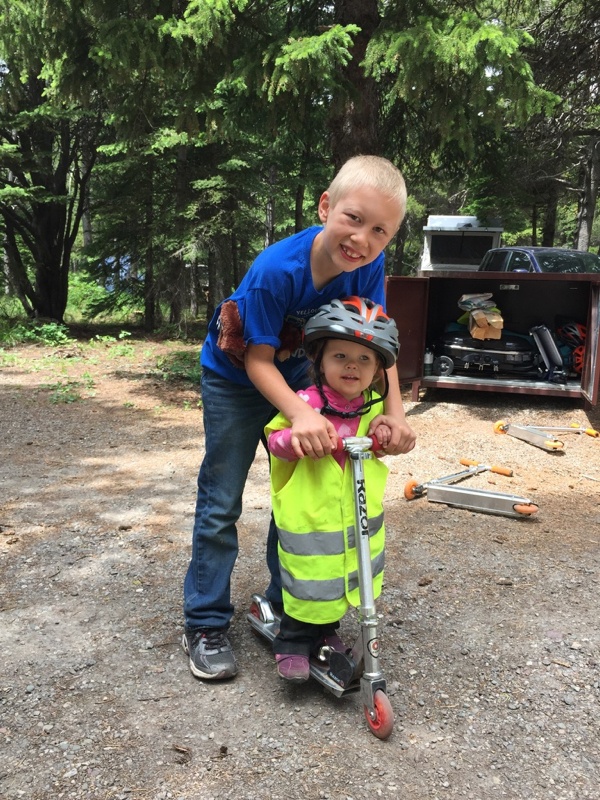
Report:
245,343,338,459
289,406,338,460
367,413,416,455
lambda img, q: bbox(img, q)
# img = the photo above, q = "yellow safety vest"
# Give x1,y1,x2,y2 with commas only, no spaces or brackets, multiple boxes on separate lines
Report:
266,405,388,625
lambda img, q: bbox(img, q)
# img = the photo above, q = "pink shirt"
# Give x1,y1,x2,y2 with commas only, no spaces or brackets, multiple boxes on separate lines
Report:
267,384,366,469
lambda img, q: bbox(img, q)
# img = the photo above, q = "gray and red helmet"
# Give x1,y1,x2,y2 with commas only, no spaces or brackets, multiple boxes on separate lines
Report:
303,296,399,368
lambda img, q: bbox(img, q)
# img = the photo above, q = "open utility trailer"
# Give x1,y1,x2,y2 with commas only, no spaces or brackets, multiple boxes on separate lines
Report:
386,271,600,407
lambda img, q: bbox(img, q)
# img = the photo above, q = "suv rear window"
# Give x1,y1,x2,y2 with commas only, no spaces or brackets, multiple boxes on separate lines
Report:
480,251,509,271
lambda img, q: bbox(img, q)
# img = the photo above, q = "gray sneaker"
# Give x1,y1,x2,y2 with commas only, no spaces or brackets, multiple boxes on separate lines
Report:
182,628,238,680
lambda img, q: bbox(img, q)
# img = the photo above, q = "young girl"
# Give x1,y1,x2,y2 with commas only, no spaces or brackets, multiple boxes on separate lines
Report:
265,296,400,682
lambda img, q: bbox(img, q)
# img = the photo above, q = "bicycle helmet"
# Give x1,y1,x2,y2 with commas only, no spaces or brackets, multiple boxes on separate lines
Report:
303,296,399,369
572,344,585,374
556,321,587,349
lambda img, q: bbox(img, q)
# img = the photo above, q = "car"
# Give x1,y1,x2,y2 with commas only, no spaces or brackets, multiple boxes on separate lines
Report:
478,246,600,274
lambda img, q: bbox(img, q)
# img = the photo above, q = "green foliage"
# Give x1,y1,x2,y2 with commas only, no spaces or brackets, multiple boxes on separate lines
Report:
41,379,84,404
90,330,133,350
65,272,116,322
155,350,201,384
2,0,600,327
263,24,360,100
0,320,73,347
74,271,144,322
366,10,559,157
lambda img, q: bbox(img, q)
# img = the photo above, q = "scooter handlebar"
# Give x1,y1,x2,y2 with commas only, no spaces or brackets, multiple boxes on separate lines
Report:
460,458,513,477
335,435,380,454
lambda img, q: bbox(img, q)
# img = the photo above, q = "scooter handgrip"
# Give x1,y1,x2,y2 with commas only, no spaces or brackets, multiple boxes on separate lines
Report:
460,458,513,477
490,465,513,477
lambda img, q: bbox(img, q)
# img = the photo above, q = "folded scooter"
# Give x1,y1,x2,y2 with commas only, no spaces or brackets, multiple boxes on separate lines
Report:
404,459,539,518
494,419,598,452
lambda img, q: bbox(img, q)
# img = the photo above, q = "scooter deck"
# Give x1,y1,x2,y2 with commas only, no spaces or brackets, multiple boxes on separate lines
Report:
247,596,361,698
426,484,538,518
500,423,564,452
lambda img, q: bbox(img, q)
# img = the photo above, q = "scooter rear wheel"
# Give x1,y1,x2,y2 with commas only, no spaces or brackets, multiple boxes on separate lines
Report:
513,503,539,516
404,479,420,500
364,690,394,740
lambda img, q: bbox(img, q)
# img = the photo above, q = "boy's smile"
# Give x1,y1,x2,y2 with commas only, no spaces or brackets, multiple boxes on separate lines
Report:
310,186,404,288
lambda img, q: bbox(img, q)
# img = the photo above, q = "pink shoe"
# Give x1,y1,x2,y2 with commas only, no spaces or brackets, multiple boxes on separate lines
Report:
275,653,310,682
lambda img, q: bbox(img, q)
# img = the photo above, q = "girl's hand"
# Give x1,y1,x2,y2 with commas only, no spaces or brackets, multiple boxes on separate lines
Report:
368,413,416,455
372,423,392,452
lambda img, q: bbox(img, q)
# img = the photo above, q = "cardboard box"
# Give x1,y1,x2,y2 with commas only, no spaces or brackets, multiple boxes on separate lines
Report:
469,308,504,340
470,323,502,340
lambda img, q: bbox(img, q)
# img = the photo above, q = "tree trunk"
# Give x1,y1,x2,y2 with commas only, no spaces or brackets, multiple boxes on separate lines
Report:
328,0,381,169
264,165,277,248
3,221,35,315
142,163,156,331
1,83,99,322
541,187,559,247
574,138,600,251
294,183,305,233
206,233,234,324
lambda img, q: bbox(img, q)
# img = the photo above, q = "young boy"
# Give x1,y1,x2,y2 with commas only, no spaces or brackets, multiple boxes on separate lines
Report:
182,155,416,681
266,297,399,682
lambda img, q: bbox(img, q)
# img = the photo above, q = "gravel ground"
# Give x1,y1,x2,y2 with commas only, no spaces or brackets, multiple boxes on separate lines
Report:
1,338,599,799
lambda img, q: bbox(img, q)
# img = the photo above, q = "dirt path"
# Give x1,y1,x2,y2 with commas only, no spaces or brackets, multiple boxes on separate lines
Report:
1,337,599,799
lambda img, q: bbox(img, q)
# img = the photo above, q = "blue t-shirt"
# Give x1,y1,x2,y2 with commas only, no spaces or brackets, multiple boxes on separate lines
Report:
201,225,386,387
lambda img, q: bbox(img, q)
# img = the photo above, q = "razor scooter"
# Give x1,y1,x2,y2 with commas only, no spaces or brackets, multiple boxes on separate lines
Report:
404,459,539,518
248,435,394,740
494,419,599,452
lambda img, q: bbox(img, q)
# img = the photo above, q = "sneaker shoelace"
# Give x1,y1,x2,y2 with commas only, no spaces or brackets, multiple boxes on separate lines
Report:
202,629,229,652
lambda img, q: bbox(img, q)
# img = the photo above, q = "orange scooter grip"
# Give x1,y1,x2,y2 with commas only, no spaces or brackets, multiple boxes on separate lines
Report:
459,458,513,477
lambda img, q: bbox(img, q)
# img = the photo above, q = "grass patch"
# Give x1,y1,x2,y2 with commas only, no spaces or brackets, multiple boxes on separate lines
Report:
0,320,73,347
155,350,201,384
40,375,96,404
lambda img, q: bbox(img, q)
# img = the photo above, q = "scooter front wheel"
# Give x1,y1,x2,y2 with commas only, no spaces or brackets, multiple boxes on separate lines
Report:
364,690,394,740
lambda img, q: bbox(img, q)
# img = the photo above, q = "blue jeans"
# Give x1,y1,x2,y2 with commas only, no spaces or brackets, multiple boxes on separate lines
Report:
183,367,309,630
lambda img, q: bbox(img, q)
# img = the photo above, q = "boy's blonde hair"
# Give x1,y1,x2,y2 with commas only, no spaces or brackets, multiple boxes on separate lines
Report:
327,155,407,215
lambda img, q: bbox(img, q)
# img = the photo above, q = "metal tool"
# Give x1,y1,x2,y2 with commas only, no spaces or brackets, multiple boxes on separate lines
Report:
404,458,539,518
248,435,395,740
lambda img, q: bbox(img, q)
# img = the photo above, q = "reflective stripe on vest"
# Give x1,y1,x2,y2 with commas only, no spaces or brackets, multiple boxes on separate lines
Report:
280,548,385,601
277,511,384,557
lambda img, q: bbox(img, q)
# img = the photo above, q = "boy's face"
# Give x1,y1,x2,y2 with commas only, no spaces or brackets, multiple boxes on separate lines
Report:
317,186,404,275
320,339,381,401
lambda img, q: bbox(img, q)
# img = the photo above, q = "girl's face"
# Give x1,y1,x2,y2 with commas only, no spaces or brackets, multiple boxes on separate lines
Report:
320,339,382,401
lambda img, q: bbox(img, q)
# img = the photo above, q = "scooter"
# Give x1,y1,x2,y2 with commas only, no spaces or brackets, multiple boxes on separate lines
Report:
248,435,395,740
494,419,599,452
404,459,540,518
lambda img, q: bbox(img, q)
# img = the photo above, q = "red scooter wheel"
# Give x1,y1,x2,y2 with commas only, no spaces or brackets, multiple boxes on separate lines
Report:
364,690,394,740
